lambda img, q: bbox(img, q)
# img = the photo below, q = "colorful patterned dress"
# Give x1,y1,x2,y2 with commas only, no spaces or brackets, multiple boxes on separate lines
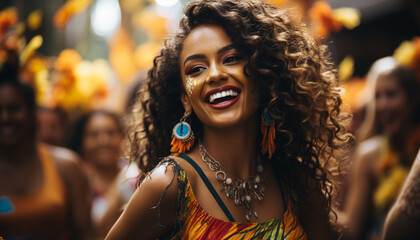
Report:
157,158,307,240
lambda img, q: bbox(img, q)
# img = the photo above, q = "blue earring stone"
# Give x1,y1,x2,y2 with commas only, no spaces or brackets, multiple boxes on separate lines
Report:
173,122,192,141
263,109,273,122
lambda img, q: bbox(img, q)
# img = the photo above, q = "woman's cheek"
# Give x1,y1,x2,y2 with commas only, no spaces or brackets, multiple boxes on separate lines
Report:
185,76,204,96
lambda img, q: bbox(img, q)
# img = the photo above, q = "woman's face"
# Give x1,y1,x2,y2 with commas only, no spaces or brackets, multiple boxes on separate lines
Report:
375,75,411,136
82,113,123,168
179,24,259,128
0,85,31,147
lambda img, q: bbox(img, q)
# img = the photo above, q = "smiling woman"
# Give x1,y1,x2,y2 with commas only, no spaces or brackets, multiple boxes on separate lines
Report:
66,110,136,239
105,0,353,239
0,75,91,239
180,25,259,129
341,65,420,239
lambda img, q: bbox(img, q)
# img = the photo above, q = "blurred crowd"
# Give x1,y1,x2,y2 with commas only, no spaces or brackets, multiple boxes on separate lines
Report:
0,0,419,239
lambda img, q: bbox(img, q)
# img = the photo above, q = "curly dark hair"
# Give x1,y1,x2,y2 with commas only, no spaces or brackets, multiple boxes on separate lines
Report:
127,0,353,230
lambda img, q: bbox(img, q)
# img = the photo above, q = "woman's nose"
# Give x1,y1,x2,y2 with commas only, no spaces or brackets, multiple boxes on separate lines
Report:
376,95,387,111
206,62,228,84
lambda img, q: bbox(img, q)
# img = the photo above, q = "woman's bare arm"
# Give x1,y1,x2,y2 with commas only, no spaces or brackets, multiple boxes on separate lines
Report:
105,163,179,240
341,140,380,239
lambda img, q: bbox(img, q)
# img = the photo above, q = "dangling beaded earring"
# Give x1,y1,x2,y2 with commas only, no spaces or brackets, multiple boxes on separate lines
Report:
261,108,276,159
170,111,195,154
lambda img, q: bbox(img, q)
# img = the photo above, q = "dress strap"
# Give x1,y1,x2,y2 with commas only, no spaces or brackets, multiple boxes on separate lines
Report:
178,154,235,222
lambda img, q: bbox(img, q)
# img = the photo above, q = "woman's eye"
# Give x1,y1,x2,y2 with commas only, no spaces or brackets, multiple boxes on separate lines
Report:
224,55,241,64
386,91,397,98
187,66,206,75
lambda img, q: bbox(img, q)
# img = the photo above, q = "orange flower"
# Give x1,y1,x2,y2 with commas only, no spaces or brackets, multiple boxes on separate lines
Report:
309,1,342,39
55,49,82,75
54,0,93,29
0,7,18,39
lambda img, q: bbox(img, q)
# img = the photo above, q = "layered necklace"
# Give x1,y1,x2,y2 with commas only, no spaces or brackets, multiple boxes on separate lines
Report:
199,141,266,221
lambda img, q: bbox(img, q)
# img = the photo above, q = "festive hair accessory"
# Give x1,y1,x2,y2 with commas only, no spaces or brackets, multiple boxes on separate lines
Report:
261,109,276,159
170,111,195,153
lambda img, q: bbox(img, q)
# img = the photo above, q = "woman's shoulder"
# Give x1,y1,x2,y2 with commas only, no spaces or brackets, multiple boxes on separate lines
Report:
150,154,199,183
357,135,383,156
139,156,189,196
354,135,383,165
41,143,84,179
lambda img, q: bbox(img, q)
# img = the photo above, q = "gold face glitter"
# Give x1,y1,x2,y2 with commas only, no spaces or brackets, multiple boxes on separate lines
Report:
185,75,202,96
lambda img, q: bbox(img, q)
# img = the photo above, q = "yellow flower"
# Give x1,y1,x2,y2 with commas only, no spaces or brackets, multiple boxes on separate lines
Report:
19,35,43,66
73,59,111,110
26,56,46,74
338,55,354,83
27,10,42,31
394,40,415,66
333,7,361,30
374,165,409,212
393,37,420,78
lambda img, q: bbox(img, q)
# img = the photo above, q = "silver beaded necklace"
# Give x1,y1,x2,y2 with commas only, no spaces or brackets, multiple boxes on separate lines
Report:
199,141,266,222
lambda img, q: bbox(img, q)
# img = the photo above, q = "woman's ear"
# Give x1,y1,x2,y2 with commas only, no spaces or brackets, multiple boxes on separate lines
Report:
181,93,192,113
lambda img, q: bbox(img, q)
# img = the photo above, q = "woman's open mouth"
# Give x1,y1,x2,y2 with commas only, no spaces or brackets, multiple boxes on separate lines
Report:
205,86,241,109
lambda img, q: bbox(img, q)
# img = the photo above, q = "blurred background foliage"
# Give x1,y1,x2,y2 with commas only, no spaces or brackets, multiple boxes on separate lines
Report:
0,0,418,118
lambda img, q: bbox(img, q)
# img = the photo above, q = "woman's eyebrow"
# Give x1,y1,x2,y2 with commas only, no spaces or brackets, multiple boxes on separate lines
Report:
183,44,236,66
217,44,235,55
183,54,205,66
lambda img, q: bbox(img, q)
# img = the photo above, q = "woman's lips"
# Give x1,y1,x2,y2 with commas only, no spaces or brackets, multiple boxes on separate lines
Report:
209,95,240,109
204,85,241,109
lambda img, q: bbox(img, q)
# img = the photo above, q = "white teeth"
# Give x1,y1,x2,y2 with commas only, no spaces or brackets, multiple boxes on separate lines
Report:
209,90,239,103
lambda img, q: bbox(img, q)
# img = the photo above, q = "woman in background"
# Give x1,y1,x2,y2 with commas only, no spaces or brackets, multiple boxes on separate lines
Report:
0,76,91,239
342,64,420,239
67,110,137,239
107,0,352,239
